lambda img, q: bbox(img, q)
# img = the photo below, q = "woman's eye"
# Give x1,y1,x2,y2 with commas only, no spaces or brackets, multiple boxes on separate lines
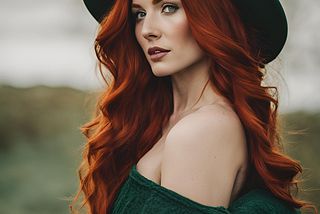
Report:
133,4,178,22
162,5,177,13
135,12,146,21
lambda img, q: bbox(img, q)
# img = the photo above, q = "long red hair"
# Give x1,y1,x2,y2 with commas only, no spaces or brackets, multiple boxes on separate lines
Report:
72,0,316,213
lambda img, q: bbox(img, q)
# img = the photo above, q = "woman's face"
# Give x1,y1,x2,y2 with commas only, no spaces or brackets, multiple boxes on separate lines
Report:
131,0,208,77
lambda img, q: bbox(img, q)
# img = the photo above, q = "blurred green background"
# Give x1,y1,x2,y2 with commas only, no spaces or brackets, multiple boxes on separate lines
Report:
0,85,319,214
0,85,93,214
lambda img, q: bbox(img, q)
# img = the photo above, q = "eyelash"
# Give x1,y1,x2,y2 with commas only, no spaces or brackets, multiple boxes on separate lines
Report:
133,4,179,22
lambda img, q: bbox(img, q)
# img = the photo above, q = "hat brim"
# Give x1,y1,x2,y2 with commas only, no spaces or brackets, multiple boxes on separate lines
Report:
83,0,287,64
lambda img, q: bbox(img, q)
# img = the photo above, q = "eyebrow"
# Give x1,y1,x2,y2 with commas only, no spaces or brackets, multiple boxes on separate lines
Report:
132,0,163,8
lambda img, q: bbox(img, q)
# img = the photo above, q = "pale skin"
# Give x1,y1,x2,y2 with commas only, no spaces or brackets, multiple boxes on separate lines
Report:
132,0,249,208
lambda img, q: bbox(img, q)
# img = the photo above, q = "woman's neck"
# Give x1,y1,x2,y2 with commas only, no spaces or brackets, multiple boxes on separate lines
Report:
170,56,224,117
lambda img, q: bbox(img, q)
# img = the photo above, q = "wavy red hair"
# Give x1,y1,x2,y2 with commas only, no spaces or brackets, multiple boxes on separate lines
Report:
71,0,317,213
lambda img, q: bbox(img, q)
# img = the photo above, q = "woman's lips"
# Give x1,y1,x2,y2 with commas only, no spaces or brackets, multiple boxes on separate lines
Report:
150,51,170,61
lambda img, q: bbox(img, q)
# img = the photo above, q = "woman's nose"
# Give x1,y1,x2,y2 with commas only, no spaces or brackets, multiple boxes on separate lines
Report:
141,14,161,41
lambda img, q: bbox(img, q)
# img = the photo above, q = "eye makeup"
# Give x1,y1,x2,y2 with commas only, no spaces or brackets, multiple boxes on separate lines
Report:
132,3,179,22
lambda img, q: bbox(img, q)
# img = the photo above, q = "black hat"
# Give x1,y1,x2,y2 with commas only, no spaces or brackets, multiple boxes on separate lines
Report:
83,0,288,64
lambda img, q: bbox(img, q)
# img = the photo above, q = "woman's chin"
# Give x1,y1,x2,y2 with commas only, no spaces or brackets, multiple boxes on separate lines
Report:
151,71,172,78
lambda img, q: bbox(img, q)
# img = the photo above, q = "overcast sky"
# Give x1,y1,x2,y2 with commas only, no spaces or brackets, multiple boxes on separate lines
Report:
0,0,319,113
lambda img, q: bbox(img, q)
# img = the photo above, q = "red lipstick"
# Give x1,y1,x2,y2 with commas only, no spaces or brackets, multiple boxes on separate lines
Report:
148,46,171,61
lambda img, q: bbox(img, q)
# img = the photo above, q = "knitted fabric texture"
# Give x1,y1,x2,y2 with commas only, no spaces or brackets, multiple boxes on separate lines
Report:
111,164,301,214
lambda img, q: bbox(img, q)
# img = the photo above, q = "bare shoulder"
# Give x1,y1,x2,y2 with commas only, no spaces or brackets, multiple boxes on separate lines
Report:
166,104,246,152
160,104,247,207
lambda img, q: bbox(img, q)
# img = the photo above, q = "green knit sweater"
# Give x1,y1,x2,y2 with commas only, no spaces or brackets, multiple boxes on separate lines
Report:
111,164,301,213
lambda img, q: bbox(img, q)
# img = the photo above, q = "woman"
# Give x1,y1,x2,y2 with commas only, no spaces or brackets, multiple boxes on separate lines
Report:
72,0,317,213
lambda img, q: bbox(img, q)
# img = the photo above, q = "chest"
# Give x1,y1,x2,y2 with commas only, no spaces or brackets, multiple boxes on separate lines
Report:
136,137,166,185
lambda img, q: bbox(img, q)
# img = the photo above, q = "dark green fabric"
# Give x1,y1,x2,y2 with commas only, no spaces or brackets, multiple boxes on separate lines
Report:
111,164,301,213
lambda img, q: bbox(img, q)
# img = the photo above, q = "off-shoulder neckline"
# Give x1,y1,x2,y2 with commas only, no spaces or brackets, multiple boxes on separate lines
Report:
129,163,260,213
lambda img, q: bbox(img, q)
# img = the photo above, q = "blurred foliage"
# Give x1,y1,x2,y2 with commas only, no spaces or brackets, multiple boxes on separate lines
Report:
0,85,319,213
279,112,320,212
0,85,97,214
